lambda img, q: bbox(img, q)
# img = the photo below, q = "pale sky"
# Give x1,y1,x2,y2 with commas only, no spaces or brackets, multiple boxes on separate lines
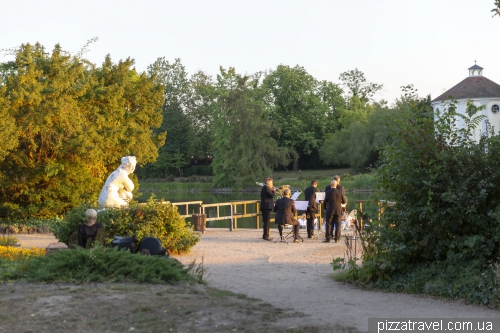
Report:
2,0,499,104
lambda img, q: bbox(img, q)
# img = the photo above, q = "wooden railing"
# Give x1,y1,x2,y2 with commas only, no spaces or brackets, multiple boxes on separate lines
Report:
170,200,323,231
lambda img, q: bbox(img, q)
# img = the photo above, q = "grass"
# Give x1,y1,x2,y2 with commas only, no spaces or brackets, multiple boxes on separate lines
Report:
0,283,363,332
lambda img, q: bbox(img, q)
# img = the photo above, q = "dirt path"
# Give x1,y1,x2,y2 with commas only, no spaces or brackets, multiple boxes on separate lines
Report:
15,229,500,332
174,229,500,332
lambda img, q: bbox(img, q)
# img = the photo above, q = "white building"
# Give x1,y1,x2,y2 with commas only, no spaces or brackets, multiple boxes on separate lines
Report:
431,64,500,141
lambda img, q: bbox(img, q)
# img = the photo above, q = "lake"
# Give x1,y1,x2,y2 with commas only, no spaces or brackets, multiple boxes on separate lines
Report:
139,189,374,229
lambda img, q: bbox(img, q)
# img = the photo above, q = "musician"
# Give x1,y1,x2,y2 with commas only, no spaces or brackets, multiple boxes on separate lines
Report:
323,179,345,243
273,188,301,243
304,180,319,238
260,177,276,241
324,175,345,212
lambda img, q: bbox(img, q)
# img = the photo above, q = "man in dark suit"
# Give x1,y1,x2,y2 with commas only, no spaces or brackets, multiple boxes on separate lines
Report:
323,179,345,243
324,175,344,196
273,189,300,243
304,180,319,238
260,177,276,241
324,175,346,212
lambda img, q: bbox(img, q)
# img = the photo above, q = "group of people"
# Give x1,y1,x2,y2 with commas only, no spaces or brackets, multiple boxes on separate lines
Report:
260,175,348,243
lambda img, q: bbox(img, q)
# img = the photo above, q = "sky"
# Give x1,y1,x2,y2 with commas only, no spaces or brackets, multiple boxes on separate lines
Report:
1,0,499,104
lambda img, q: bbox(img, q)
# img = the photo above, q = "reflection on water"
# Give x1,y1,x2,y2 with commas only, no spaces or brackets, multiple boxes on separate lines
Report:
139,191,374,229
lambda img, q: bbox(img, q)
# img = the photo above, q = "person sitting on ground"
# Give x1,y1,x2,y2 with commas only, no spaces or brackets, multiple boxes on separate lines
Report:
298,213,307,229
273,189,301,243
77,209,104,249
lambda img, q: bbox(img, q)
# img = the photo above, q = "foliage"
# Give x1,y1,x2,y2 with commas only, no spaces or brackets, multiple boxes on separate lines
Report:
0,42,165,219
142,58,193,178
55,198,199,254
211,69,289,188
343,98,500,306
0,86,18,162
264,65,345,171
493,0,500,16
321,85,429,168
339,68,383,102
0,246,46,280
0,246,45,261
0,236,19,246
0,217,63,233
7,245,192,284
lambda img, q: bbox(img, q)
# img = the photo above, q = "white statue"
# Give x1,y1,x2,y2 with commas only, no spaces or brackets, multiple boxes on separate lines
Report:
98,156,137,208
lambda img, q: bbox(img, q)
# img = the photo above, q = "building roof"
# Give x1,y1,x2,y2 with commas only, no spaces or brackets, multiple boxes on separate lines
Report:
431,76,500,103
468,64,483,70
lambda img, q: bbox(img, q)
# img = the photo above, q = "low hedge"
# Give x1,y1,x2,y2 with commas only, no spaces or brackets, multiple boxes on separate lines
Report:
8,245,192,284
54,198,200,254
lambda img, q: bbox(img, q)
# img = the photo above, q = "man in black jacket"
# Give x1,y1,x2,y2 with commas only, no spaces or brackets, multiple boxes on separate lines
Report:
304,180,319,238
260,177,276,241
273,189,300,243
323,180,345,243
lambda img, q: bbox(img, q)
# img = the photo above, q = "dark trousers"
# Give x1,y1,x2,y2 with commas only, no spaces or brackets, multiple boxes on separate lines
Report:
277,220,300,239
326,214,341,241
261,209,272,239
306,207,316,237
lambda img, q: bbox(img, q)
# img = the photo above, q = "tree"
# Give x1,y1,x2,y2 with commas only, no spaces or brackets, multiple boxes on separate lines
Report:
0,43,165,219
211,69,289,188
0,86,18,162
141,58,193,177
320,85,430,168
363,99,500,280
263,65,340,170
493,0,500,16
339,68,383,102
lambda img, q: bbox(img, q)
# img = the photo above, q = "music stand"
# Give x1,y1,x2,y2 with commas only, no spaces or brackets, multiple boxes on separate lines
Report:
313,218,326,241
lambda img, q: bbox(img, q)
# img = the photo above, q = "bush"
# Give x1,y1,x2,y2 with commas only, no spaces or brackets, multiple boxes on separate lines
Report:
346,99,500,306
0,236,18,246
9,246,192,284
54,198,200,254
0,218,63,233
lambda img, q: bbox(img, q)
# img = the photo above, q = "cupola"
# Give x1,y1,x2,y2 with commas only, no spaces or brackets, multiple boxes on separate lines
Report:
468,62,483,77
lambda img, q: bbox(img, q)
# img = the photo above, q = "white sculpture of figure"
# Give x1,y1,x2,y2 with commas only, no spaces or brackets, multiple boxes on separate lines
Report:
98,156,137,208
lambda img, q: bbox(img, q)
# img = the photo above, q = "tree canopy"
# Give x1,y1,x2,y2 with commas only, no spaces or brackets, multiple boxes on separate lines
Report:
0,43,165,219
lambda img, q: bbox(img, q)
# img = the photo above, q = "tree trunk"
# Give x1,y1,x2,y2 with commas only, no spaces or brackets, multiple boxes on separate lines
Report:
292,157,299,171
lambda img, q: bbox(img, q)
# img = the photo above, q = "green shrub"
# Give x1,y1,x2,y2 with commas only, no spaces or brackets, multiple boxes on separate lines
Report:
0,236,18,246
345,99,500,306
10,245,193,284
54,198,200,254
0,217,63,233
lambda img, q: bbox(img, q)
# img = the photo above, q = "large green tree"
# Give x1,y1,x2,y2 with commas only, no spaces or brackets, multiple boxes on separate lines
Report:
263,65,343,170
320,85,430,168
0,86,18,162
142,58,193,177
211,68,289,187
0,43,165,219
339,68,382,102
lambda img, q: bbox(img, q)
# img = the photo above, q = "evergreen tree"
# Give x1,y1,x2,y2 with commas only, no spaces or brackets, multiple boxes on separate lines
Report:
212,70,288,188
0,43,164,219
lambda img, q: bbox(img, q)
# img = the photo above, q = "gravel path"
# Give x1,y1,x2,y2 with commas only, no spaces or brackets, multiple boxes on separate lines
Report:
16,229,500,332
173,229,500,332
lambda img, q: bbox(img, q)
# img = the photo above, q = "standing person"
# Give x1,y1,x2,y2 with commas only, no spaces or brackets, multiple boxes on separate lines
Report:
273,189,301,243
333,175,346,212
324,175,346,212
260,177,276,241
304,180,319,238
323,180,345,243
